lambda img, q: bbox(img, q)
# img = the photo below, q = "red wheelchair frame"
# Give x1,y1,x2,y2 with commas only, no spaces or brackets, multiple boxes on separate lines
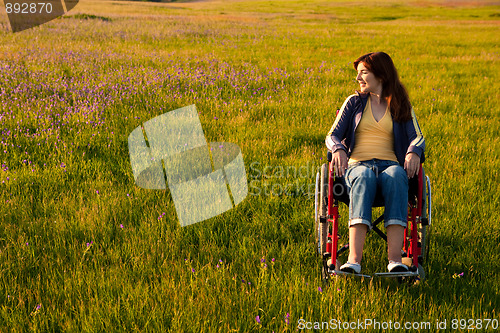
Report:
315,152,431,281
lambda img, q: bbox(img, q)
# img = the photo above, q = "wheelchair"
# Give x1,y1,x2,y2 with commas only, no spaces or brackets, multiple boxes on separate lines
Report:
314,151,432,283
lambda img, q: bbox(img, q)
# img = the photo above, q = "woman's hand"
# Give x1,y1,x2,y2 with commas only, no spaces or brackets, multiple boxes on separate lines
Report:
331,149,348,178
404,152,420,178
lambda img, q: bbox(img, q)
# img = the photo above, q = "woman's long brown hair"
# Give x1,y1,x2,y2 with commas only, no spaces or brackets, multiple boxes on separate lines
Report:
354,52,412,122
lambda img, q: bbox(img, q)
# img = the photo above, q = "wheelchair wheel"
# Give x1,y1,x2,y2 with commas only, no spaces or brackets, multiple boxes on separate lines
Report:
415,173,431,282
417,263,425,282
419,174,432,264
419,225,428,263
319,163,329,255
314,163,329,256
314,171,320,254
424,175,432,260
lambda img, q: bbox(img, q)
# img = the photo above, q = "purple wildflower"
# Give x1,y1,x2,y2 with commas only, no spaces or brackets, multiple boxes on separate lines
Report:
255,315,261,324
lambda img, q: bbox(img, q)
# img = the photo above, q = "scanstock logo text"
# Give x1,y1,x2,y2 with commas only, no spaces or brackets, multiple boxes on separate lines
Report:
128,105,248,227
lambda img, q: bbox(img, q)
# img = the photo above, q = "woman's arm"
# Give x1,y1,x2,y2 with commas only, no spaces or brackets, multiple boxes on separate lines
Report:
325,94,356,153
406,108,425,159
325,94,356,177
404,108,425,178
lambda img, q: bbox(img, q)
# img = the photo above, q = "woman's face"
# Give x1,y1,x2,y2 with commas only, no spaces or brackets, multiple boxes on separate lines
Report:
356,62,383,95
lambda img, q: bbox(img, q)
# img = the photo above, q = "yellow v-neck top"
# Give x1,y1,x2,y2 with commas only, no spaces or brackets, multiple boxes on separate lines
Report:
348,98,398,164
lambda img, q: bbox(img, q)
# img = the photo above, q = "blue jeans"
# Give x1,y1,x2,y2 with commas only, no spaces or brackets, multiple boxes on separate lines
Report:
345,159,408,229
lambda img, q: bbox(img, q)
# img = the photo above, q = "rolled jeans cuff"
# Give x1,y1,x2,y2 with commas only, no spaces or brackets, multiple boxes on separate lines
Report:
385,219,407,228
349,218,372,230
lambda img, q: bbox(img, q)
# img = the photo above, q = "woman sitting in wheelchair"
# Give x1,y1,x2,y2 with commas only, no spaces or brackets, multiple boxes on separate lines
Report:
325,52,425,274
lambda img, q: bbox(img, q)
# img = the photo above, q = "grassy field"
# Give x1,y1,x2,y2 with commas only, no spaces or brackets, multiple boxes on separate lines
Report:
0,0,499,331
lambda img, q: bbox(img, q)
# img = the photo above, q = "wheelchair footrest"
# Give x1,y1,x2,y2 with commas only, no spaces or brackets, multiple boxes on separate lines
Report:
373,271,419,278
330,270,372,278
329,270,419,279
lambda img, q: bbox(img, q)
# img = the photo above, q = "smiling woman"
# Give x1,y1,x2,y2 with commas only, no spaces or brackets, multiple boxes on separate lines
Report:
325,52,426,275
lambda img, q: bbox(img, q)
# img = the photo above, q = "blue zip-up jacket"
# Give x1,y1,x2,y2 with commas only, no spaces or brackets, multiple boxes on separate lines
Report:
325,92,425,166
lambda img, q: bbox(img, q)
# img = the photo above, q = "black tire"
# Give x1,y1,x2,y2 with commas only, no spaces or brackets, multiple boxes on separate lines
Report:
417,263,426,282
419,171,431,264
314,171,321,256
419,225,428,264
318,163,329,256
321,253,331,284
416,171,431,282
424,175,432,262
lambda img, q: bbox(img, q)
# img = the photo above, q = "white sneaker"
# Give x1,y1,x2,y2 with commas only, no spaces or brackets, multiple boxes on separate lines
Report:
387,261,409,273
340,262,361,274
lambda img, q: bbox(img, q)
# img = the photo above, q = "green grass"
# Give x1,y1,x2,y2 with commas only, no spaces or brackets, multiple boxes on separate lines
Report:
0,0,499,331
